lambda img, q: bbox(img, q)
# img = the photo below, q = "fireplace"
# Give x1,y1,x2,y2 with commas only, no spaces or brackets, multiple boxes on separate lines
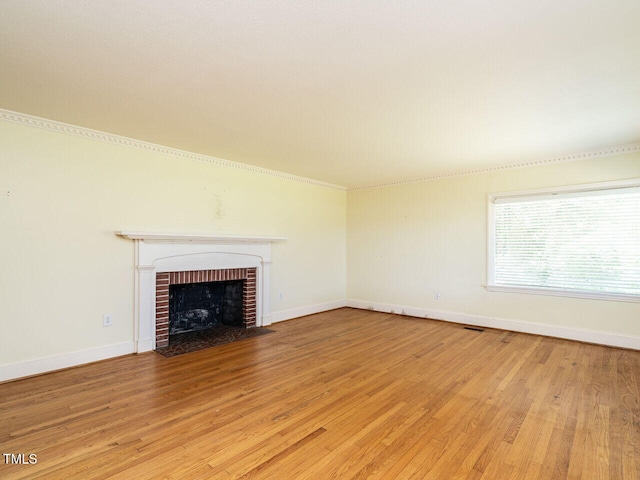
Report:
116,232,285,353
155,268,257,348
170,280,243,332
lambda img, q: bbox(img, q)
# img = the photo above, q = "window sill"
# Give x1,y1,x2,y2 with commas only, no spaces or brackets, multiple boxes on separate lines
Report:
485,284,640,303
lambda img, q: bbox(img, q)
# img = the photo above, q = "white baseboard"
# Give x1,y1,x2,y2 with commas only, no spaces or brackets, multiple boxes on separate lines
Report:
347,299,640,350
0,341,136,383
5,298,634,383
0,300,346,382
270,299,347,324
137,339,154,353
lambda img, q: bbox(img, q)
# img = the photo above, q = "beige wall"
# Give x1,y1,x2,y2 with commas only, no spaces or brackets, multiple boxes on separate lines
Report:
2,112,638,374
347,153,640,336
0,119,347,366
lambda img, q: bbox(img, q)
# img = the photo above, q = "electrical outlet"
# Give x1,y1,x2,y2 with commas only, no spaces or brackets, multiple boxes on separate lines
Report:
435,291,441,300
103,314,113,327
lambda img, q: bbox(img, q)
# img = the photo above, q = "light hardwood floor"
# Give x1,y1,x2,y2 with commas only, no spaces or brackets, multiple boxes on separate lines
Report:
1,308,639,479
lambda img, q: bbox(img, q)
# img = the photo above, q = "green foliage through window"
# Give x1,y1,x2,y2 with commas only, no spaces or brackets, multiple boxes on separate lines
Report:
492,185,640,297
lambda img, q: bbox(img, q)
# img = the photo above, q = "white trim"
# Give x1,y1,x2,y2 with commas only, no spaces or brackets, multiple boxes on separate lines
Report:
117,231,286,243
0,109,347,191
487,178,640,301
348,144,640,191
486,285,640,303
0,300,347,382
487,196,497,287
347,299,640,350
0,342,135,383
270,299,347,324
119,234,280,351
489,178,640,202
3,299,637,382
2,109,639,193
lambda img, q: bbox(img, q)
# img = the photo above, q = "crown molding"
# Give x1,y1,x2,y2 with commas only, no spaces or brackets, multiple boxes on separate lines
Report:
3,108,638,193
0,109,347,191
348,143,640,191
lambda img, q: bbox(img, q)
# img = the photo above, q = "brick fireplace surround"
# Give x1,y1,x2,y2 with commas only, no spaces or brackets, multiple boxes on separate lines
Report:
155,267,257,348
117,232,285,353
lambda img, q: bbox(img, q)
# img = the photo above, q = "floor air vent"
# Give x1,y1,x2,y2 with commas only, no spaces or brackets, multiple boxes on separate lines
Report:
463,326,485,332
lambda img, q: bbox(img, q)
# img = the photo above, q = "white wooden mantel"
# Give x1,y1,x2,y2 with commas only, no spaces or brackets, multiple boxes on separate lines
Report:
117,231,286,353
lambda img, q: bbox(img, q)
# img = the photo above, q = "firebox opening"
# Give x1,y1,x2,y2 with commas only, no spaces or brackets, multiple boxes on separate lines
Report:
169,280,244,336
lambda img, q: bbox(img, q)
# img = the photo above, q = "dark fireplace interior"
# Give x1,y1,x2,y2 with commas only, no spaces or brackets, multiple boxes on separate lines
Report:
169,280,244,335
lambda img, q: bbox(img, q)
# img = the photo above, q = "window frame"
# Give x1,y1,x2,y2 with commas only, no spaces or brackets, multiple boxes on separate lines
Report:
486,178,640,303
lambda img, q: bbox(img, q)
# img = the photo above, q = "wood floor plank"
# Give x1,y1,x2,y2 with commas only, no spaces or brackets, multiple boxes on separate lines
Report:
1,308,639,479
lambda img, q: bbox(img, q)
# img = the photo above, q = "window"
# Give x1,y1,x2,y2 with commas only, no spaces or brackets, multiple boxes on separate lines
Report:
487,180,640,302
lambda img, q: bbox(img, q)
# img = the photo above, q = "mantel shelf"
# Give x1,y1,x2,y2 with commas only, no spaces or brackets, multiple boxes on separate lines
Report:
116,231,287,244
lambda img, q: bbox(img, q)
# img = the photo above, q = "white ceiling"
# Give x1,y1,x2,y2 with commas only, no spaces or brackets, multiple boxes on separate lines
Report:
1,1,639,188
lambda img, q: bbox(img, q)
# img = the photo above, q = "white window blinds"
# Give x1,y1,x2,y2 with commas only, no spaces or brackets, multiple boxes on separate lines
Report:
490,183,640,300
